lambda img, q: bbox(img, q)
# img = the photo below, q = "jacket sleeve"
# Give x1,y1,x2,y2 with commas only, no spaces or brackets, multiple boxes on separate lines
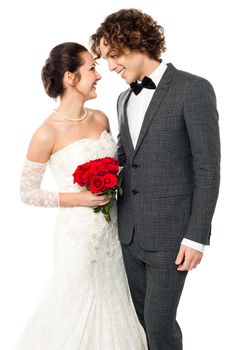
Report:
183,77,220,244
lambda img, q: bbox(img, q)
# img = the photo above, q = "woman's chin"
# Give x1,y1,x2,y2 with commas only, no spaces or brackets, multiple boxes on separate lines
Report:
90,91,98,99
85,92,97,101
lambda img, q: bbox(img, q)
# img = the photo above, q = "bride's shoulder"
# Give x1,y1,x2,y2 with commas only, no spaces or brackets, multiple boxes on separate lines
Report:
32,123,56,142
33,115,57,142
26,120,56,162
89,109,110,131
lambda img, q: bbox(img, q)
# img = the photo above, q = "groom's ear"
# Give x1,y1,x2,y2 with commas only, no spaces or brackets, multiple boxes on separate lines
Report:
63,71,76,87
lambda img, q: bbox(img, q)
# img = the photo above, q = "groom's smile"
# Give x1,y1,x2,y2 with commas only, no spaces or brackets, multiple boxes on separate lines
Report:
99,38,159,84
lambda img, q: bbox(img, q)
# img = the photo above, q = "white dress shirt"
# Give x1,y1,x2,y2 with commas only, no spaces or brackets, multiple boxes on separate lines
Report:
126,61,205,253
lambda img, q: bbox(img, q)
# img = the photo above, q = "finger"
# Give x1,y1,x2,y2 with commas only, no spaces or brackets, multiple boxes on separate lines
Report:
102,199,110,205
177,264,190,271
175,246,185,265
189,259,199,270
96,194,108,199
96,201,109,206
94,199,110,206
177,256,192,271
93,195,106,201
96,197,109,204
190,252,203,268
177,265,189,271
194,257,202,267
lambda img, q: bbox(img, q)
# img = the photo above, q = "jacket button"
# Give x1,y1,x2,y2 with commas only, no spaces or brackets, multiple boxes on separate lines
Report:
132,164,138,169
132,189,138,195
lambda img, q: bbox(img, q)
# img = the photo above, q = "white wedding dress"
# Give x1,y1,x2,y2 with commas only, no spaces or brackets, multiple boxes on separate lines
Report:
15,130,147,350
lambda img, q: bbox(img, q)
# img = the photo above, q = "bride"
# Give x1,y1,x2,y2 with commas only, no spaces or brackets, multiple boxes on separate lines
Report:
14,42,148,349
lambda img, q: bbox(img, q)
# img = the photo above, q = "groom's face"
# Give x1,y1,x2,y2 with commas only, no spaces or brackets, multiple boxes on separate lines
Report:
99,39,146,84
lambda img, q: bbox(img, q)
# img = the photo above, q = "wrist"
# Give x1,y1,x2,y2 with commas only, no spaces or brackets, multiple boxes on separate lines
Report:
181,238,205,253
59,192,80,207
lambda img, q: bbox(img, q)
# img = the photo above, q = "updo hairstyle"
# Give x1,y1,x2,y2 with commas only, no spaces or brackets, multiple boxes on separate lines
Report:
41,42,88,98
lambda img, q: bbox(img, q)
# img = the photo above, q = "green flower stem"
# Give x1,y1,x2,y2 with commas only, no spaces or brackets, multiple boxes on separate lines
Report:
92,187,122,222
93,197,115,222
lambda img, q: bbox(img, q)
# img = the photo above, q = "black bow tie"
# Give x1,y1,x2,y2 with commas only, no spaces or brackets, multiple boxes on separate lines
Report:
130,76,156,95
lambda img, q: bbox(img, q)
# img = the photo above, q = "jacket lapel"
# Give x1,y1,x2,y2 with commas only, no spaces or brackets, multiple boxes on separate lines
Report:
133,63,176,157
119,89,135,156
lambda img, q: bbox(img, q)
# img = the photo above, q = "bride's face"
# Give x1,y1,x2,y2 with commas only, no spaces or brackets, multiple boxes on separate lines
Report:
74,51,101,101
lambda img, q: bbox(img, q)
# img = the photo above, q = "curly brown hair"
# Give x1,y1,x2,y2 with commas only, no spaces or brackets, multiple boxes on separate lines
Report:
90,9,166,60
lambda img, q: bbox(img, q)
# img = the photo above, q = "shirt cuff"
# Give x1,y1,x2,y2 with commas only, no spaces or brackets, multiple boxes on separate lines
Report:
181,238,205,253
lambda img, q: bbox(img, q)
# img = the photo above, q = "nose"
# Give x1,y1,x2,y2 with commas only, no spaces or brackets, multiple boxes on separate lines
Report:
107,59,117,72
96,71,101,80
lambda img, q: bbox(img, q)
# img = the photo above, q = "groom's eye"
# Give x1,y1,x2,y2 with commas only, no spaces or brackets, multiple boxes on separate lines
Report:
109,51,117,59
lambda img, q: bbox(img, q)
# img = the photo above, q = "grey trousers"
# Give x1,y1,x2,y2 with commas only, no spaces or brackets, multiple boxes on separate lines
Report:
121,238,188,350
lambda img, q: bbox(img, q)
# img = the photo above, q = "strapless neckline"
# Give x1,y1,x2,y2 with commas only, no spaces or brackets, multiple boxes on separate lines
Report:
50,130,109,159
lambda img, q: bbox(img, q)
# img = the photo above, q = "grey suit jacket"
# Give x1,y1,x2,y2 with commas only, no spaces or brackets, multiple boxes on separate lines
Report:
117,63,220,251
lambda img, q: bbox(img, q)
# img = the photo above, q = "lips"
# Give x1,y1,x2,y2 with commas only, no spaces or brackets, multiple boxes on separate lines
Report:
118,68,126,78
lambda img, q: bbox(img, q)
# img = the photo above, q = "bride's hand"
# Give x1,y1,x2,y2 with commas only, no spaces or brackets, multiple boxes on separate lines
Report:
77,190,110,207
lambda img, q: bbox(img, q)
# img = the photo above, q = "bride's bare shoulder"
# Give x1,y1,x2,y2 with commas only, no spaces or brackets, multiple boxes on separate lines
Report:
26,116,57,162
89,109,110,131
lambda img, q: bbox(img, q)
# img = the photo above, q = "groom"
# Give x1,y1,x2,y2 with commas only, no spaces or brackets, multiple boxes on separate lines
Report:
91,8,220,350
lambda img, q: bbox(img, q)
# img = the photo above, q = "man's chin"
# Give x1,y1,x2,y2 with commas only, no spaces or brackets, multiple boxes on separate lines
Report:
124,77,133,85
124,75,136,85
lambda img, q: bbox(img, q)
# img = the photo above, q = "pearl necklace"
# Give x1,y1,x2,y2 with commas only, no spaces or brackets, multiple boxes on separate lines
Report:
54,108,88,122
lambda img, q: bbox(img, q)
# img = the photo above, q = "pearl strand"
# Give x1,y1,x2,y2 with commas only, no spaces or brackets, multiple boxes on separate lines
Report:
54,108,88,122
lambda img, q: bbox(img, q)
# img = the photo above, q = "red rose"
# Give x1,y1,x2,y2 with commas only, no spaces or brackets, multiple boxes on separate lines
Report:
91,160,101,167
103,173,118,190
73,162,95,187
73,167,86,187
93,158,118,175
107,163,119,174
96,165,107,175
82,168,98,185
89,176,105,193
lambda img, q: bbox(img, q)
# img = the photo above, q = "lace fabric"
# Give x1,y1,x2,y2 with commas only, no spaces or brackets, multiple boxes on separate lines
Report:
20,158,60,207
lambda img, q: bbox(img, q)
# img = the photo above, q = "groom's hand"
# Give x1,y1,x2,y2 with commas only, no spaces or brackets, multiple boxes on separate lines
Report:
175,245,203,271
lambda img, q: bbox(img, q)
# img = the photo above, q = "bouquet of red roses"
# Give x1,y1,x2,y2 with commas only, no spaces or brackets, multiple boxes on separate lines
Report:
72,157,122,222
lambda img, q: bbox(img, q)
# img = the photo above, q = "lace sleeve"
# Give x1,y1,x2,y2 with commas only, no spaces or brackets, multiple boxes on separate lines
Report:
20,158,60,207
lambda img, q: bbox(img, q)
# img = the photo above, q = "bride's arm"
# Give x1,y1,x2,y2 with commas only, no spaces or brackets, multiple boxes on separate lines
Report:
20,124,110,208
20,159,109,208
20,158,60,207
20,123,59,207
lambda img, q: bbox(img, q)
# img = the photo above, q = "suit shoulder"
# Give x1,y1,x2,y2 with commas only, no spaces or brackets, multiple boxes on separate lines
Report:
173,66,213,88
168,66,215,98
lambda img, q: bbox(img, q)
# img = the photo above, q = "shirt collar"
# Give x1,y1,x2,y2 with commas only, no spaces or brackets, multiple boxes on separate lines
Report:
148,60,167,87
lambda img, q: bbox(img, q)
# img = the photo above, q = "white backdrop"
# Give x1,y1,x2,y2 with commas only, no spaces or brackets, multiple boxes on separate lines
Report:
0,0,232,349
